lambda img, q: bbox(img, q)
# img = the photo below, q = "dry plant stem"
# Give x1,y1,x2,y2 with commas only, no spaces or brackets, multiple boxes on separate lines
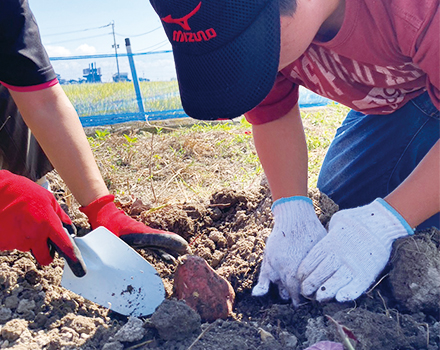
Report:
366,273,389,296
186,323,215,350
347,300,357,314
417,323,430,348
125,339,154,350
149,131,157,203
377,290,390,318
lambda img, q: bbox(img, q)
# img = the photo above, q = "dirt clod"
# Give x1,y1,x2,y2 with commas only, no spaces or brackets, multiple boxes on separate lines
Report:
113,317,145,342
389,228,440,314
150,299,201,341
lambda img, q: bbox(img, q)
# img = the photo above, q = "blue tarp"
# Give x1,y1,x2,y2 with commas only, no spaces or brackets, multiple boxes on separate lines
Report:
298,86,332,108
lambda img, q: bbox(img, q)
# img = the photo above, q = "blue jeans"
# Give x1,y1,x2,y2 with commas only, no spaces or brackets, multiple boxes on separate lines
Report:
317,92,439,230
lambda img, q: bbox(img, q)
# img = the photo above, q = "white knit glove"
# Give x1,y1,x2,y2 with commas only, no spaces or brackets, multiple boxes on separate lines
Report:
298,198,414,302
252,196,327,306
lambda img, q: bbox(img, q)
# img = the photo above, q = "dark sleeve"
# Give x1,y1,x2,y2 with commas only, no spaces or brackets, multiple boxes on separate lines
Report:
0,0,56,87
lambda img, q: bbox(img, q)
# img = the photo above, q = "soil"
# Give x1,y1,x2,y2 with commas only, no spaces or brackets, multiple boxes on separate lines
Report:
0,183,438,349
0,120,439,349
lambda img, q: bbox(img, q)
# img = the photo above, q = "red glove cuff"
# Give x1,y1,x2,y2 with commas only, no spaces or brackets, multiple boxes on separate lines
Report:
79,194,116,229
80,194,166,237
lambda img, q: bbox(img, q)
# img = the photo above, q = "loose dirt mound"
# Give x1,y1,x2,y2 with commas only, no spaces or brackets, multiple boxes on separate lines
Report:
0,182,438,349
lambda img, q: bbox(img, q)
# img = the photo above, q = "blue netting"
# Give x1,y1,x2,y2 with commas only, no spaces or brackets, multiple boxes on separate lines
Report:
54,52,332,128
68,84,332,127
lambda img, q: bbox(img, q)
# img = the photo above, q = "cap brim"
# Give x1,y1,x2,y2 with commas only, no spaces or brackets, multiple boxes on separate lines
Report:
173,1,280,120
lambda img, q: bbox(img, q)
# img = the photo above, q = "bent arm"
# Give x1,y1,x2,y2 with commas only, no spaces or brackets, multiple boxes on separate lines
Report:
9,84,109,206
385,140,440,228
252,103,308,201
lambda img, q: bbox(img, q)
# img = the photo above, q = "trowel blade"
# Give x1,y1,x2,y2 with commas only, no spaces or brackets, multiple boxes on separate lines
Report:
61,226,165,317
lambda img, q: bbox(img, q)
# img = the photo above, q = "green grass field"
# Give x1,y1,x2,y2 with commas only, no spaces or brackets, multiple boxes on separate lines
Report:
62,81,182,116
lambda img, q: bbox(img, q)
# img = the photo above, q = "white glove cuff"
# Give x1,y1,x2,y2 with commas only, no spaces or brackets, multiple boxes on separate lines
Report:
329,198,414,247
375,198,414,238
272,196,316,226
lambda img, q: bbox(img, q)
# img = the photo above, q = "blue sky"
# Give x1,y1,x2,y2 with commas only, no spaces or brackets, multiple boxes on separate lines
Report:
29,0,177,82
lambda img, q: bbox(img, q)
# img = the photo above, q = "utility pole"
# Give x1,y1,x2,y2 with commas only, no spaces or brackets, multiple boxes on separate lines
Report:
111,21,120,81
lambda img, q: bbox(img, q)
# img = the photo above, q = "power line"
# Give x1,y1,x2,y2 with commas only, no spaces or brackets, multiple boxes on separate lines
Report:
42,23,112,37
45,33,110,46
43,23,163,46
135,40,170,52
115,26,162,38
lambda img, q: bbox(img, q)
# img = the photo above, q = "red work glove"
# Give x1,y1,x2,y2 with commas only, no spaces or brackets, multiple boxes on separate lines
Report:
0,170,86,277
79,194,188,254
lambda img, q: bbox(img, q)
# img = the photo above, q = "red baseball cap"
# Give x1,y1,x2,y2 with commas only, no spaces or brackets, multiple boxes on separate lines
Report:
150,0,281,120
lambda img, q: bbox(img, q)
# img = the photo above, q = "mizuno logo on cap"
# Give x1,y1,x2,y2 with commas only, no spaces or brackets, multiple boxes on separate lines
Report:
161,2,201,30
161,2,217,43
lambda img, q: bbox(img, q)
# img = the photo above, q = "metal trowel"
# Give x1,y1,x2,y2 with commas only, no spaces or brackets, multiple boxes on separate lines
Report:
61,226,165,317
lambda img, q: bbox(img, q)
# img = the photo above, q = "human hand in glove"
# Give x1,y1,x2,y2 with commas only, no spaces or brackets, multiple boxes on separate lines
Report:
80,194,188,254
252,196,327,306
0,170,86,277
298,198,414,302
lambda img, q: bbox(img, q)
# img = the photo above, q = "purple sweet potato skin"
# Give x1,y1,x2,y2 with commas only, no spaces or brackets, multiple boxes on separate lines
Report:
174,255,235,322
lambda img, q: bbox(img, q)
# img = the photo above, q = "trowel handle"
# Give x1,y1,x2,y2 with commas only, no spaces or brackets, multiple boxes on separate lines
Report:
47,224,87,278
